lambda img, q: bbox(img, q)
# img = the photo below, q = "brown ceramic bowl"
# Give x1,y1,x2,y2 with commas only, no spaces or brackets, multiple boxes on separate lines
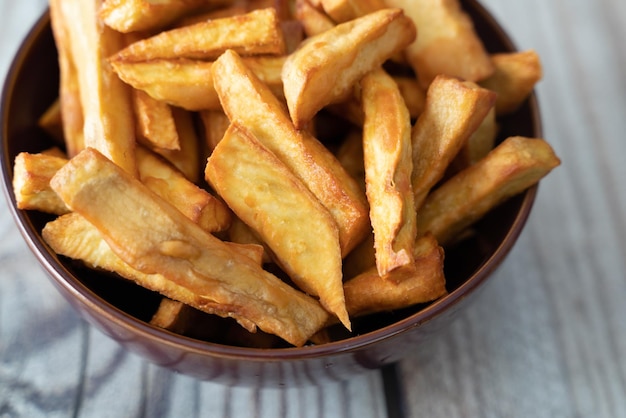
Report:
1,0,541,387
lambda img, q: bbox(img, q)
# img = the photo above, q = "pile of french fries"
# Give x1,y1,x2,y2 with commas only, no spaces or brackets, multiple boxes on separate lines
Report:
13,0,560,347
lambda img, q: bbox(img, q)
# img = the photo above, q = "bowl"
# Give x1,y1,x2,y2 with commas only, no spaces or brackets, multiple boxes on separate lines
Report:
1,0,541,387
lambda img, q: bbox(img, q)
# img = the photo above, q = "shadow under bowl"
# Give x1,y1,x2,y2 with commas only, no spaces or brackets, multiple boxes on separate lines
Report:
1,0,541,387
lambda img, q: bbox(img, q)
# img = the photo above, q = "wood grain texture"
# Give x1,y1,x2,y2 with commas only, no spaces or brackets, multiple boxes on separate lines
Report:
1,0,625,417
398,0,626,417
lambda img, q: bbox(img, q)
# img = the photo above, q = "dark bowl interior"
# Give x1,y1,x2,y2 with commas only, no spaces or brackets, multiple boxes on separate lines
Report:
1,0,540,386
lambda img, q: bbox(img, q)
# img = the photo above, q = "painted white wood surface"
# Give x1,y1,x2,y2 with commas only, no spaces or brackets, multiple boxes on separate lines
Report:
1,1,625,417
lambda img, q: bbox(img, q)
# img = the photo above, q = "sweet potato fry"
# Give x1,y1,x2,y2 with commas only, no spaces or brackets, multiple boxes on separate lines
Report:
206,123,350,329
361,68,416,277
343,233,447,318
281,8,416,128
212,49,369,255
12,152,69,215
49,148,329,346
411,75,496,211
111,8,285,62
417,136,561,245
100,0,229,33
386,0,495,87
480,50,543,115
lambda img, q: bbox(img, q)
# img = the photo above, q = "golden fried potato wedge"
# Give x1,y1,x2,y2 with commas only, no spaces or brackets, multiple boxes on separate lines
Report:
12,152,69,215
173,4,248,27
361,68,416,277
49,148,329,346
450,106,498,174
480,50,543,115
394,75,426,120
148,107,201,183
136,146,231,233
100,0,229,33
417,136,561,245
198,110,230,153
111,59,217,111
49,0,85,158
294,0,335,37
335,129,365,190
281,8,416,128
43,213,266,334
343,233,447,318
212,49,369,255
112,8,285,62
52,0,137,176
411,75,496,211
132,89,180,151
226,217,272,265
111,56,286,111
386,0,494,87
205,123,350,329
320,0,386,23
37,99,64,144
150,298,194,333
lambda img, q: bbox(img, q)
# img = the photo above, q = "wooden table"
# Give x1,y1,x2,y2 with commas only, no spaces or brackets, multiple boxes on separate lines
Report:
1,0,625,416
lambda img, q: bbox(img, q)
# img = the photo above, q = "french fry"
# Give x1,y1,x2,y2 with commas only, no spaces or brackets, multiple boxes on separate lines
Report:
343,233,447,318
111,8,285,62
294,0,335,37
411,75,496,211
111,56,286,111
49,148,329,347
225,217,271,264
361,68,416,277
281,8,416,129
206,123,350,329
99,0,229,33
417,136,561,245
52,0,137,176
320,0,386,23
12,146,231,233
132,89,180,151
136,145,232,233
43,213,267,336
37,99,64,144
173,4,248,27
12,152,70,215
148,107,200,183
150,298,196,333
385,0,495,87
111,58,218,111
393,75,426,120
335,128,365,190
480,50,543,115
198,110,231,153
212,49,370,256
450,106,498,174
49,0,85,158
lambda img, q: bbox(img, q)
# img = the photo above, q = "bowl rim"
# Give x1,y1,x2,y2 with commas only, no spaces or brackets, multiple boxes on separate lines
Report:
1,0,541,362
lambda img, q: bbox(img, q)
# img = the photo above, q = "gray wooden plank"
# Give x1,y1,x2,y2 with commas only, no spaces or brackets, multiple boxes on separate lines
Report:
398,0,626,417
